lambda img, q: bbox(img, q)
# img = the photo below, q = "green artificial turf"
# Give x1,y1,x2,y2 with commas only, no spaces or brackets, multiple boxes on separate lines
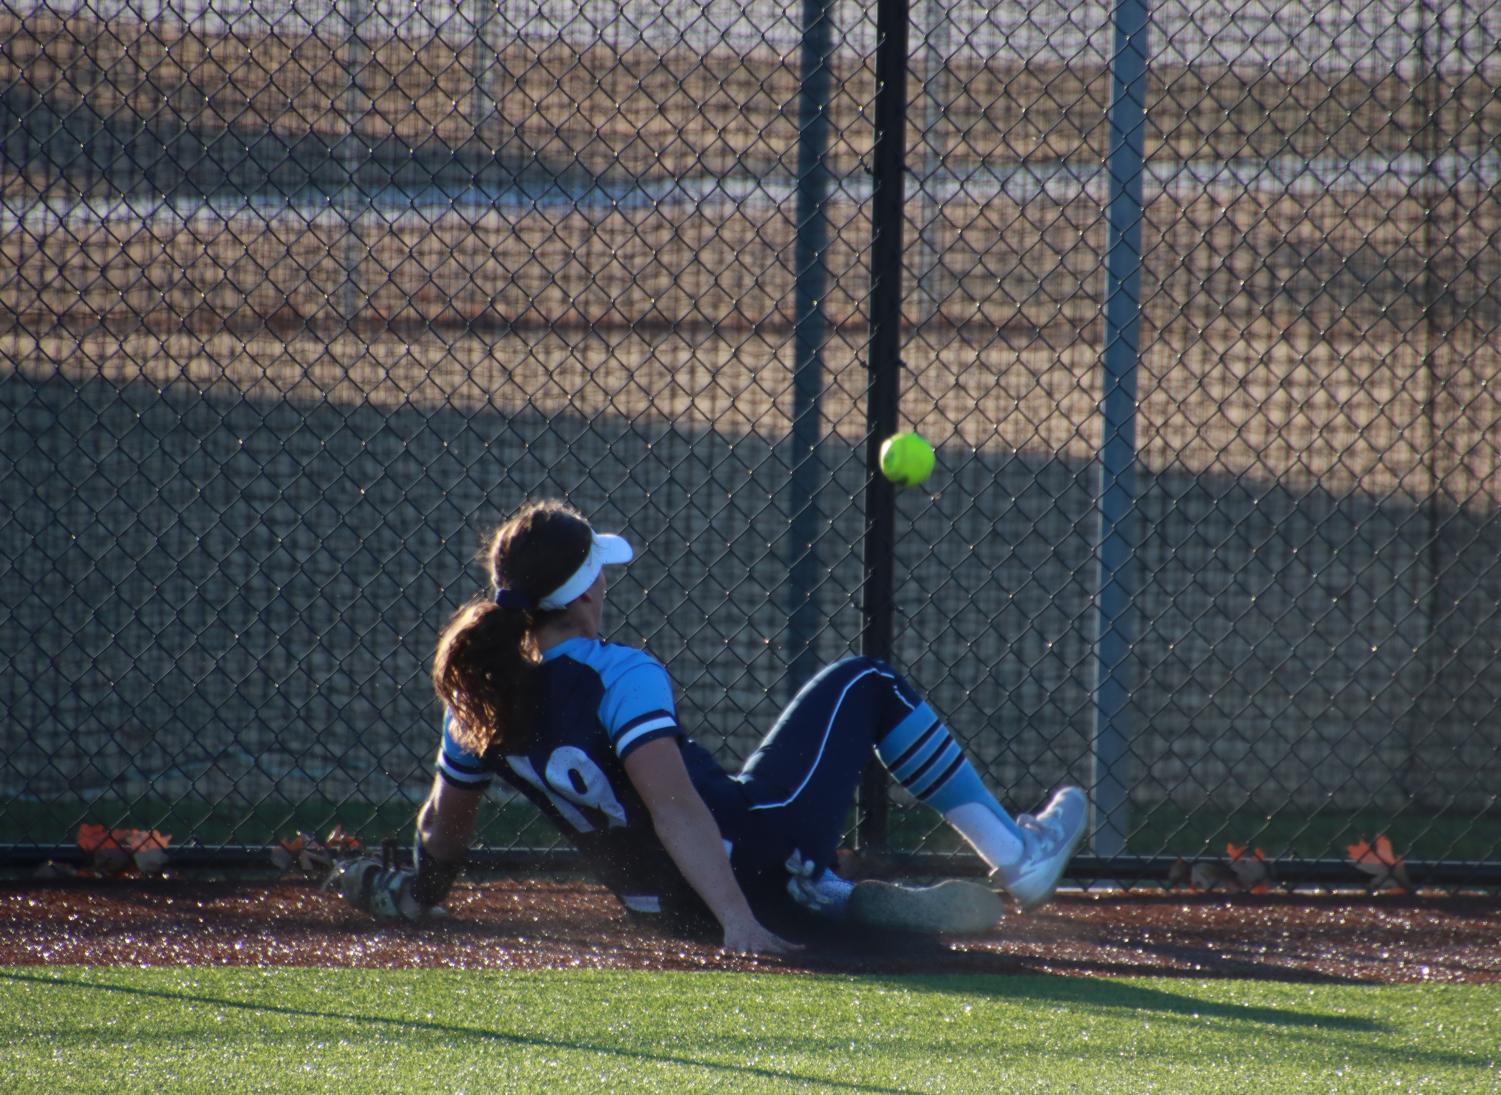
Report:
3,967,1496,1093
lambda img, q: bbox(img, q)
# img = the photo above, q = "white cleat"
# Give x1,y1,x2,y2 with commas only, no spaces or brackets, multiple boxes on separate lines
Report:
992,785,1088,913
847,877,1004,936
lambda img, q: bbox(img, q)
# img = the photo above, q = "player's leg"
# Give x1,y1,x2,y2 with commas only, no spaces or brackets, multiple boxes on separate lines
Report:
734,657,1002,933
873,691,1088,910
733,656,895,874
735,655,1006,933
740,654,1085,914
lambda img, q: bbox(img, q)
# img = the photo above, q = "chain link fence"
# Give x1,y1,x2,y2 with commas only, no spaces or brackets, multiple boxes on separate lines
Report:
2,0,1497,882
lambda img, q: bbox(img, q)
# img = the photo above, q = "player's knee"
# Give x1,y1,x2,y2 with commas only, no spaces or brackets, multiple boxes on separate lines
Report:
826,654,891,678
833,654,924,709
791,655,905,708
818,655,911,698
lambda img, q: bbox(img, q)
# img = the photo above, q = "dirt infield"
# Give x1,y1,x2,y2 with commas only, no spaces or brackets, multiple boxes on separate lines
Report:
3,876,1498,983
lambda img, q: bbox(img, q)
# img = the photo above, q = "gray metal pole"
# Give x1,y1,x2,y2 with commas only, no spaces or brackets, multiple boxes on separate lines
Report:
338,0,370,327
913,0,953,327
1091,0,1150,859
469,0,496,132
785,0,835,694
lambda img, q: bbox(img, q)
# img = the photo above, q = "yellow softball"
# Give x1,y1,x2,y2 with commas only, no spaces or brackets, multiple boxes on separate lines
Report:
878,432,936,487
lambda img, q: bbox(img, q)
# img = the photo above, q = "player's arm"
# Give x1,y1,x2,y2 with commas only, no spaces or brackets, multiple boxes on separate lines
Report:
333,773,480,921
623,737,799,957
417,771,482,861
409,771,482,909
336,707,487,921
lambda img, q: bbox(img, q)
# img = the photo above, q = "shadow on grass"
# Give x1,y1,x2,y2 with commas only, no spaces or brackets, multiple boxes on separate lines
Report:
781,916,1376,988
849,971,1501,1076
0,968,911,1093
858,970,1383,1030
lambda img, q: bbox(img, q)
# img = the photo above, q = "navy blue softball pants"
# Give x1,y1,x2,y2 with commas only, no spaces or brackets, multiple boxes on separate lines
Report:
726,655,926,881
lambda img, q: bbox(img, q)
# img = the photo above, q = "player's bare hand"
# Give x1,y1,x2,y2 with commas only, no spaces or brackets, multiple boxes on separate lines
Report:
720,916,802,957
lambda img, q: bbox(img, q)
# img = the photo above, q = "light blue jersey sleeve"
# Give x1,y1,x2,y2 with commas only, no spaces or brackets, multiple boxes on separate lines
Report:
436,708,494,790
596,653,679,761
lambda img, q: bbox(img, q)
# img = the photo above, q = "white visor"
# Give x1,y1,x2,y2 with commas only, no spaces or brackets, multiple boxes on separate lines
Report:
536,531,634,611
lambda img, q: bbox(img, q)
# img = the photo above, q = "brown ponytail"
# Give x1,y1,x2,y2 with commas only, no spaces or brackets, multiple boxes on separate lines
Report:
431,500,593,755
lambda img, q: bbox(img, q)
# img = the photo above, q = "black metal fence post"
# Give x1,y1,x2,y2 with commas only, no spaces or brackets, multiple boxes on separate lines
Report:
858,0,910,851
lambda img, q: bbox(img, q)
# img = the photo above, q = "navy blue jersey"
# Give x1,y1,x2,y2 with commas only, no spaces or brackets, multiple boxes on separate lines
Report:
436,637,745,913
435,644,936,934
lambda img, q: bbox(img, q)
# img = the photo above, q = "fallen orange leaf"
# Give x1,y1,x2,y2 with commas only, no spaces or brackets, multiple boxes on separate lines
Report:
1347,834,1402,866
1225,843,1273,892
76,823,120,852
1347,833,1411,892
75,824,172,874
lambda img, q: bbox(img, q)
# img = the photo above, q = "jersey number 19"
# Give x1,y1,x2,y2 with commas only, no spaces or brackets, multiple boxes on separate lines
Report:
505,747,627,833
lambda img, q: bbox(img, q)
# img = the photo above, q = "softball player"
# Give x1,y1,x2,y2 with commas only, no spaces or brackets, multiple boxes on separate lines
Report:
341,500,1087,955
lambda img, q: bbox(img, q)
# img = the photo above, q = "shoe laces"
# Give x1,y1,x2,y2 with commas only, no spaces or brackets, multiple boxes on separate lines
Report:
1017,811,1067,858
